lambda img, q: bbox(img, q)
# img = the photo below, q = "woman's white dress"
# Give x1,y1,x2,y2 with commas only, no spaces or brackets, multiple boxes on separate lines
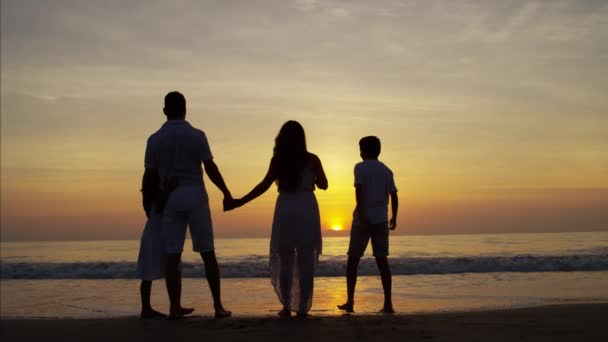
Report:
270,168,322,314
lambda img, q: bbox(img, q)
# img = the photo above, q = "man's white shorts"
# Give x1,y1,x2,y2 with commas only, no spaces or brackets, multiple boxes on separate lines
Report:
161,185,214,254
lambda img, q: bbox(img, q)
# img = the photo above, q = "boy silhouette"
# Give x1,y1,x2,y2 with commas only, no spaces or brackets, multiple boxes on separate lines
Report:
338,136,398,313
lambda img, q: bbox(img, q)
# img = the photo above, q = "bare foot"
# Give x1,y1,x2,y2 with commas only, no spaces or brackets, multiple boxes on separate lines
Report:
180,307,195,316
295,312,310,318
337,302,354,313
167,313,184,320
140,308,167,320
167,307,185,320
278,308,292,317
214,306,232,319
379,305,395,314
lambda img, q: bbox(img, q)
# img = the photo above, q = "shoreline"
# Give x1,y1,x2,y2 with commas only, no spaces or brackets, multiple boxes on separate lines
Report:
2,303,607,341
4,273,608,319
2,300,607,320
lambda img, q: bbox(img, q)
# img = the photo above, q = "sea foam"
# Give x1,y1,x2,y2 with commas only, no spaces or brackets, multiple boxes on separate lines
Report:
2,253,607,279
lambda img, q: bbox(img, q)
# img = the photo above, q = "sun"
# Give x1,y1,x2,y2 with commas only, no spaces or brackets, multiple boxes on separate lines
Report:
330,225,344,231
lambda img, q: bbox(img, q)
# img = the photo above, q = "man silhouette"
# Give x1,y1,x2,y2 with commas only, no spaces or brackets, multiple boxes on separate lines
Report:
143,91,232,319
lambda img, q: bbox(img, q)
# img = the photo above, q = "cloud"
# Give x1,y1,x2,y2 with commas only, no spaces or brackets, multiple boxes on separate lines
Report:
1,0,607,239
294,0,319,12
326,6,350,18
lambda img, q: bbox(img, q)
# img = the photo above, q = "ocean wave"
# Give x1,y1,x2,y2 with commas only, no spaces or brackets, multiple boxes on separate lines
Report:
2,254,608,279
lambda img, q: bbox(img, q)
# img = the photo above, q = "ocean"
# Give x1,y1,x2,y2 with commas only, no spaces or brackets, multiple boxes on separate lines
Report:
2,232,608,318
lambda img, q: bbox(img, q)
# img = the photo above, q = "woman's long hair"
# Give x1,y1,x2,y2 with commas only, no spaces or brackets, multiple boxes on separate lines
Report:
274,121,308,191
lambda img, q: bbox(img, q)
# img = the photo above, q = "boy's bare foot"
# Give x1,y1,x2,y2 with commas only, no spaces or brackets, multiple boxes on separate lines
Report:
295,312,310,318
180,307,195,316
140,308,167,319
214,305,232,319
278,308,291,317
379,305,395,314
337,302,354,313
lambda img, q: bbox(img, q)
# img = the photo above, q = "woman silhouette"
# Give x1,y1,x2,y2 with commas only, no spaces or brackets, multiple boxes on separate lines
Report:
229,121,328,316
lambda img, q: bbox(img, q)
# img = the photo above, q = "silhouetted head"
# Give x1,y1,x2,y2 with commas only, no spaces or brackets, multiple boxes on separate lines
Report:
163,91,186,120
359,136,381,160
273,120,308,191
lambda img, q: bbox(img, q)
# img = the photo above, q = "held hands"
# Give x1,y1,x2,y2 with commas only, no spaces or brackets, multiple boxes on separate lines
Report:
389,216,397,230
222,194,235,212
222,193,233,212
223,196,245,212
223,197,236,211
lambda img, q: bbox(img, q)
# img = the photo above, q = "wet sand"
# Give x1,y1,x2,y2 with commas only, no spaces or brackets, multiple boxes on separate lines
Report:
2,303,607,341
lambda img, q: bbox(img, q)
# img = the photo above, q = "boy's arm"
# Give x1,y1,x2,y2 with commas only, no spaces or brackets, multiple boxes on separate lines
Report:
355,185,368,225
389,191,398,230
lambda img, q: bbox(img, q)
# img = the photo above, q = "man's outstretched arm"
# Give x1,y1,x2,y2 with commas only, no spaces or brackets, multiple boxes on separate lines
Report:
203,159,231,198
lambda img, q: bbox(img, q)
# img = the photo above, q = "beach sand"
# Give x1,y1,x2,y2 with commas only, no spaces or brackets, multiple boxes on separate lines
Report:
2,303,606,341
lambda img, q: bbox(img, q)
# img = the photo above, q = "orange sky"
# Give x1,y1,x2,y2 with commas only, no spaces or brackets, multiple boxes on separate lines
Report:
1,0,607,241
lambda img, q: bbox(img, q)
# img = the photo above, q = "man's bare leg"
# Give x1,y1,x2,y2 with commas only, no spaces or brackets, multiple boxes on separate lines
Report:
201,251,231,318
165,253,185,319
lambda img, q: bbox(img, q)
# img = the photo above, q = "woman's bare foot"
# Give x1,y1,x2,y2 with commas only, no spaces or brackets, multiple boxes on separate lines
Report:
140,308,167,319
379,305,395,314
337,302,354,313
278,307,291,317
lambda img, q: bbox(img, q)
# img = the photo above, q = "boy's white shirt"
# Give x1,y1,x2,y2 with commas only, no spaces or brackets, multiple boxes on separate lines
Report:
353,159,397,225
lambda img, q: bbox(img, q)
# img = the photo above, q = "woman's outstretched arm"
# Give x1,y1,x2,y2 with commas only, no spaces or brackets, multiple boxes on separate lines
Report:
234,158,277,208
